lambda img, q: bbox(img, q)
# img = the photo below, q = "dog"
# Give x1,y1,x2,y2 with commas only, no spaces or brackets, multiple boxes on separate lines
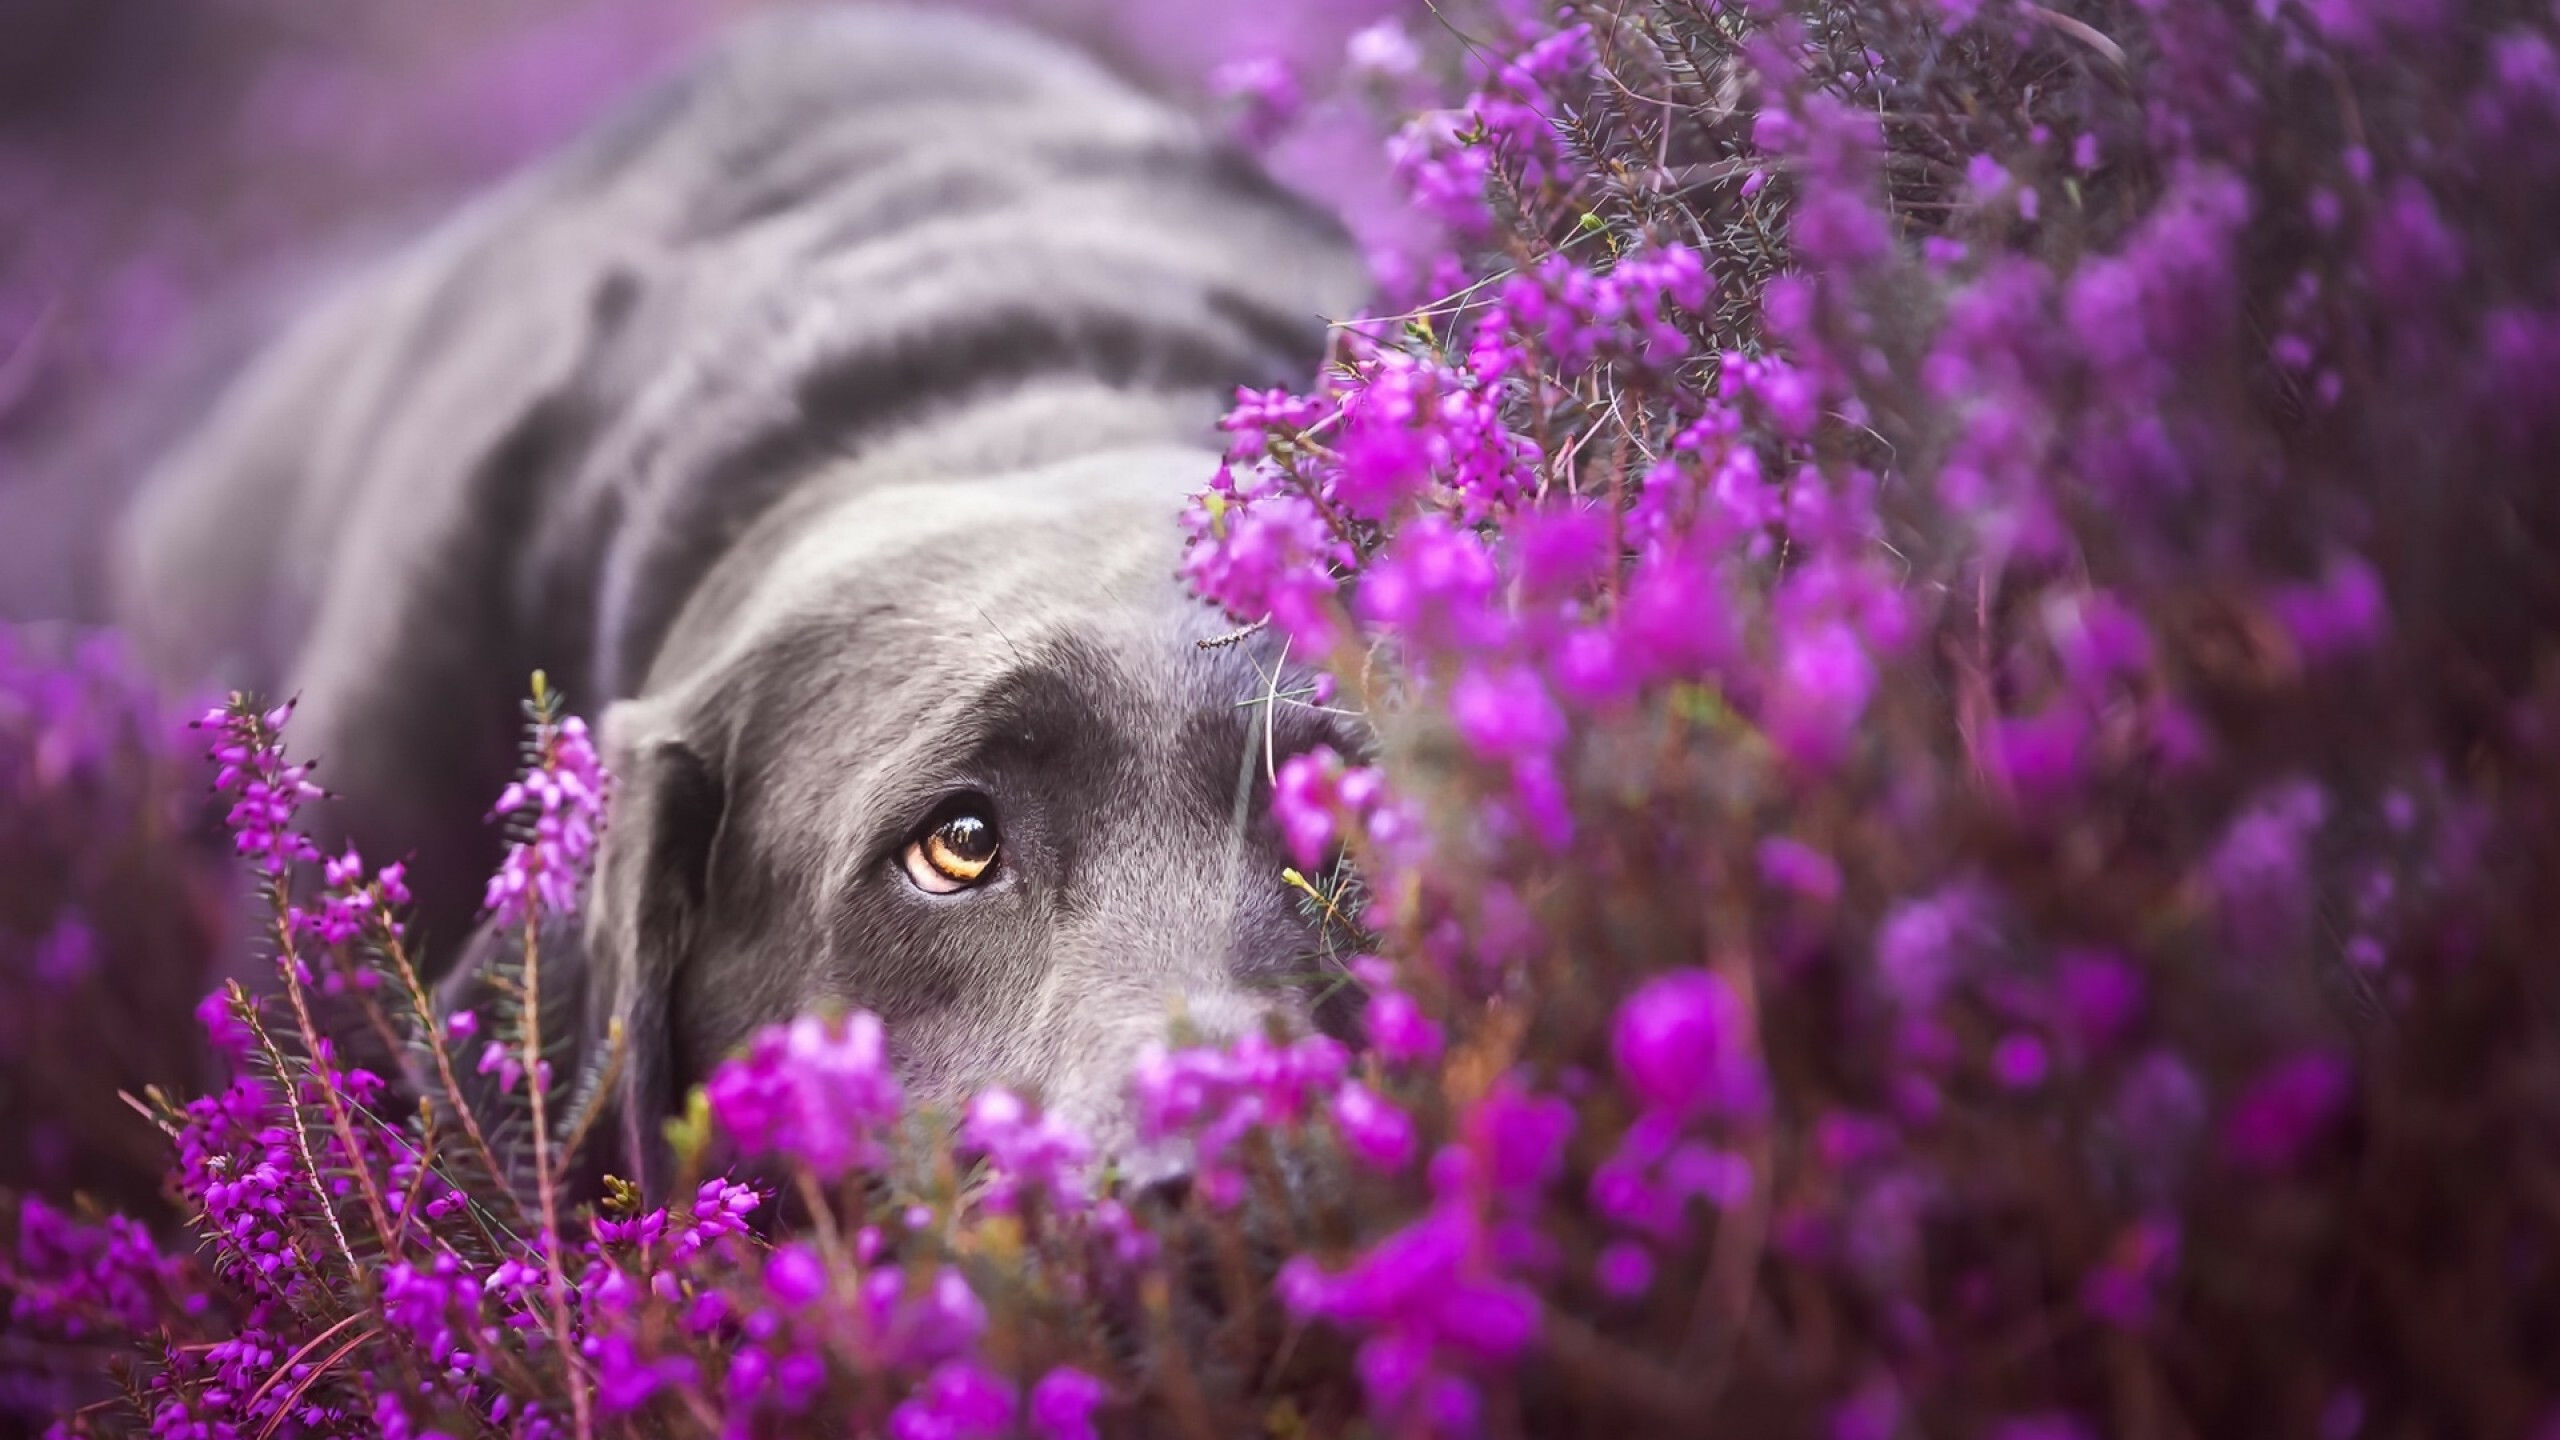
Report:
108,6,1371,1193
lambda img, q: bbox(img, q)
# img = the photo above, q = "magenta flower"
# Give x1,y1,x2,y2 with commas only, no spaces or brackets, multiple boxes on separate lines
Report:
860,1266,988,1370
959,1088,1093,1214
2079,1217,2182,1328
672,1178,760,1263
484,712,610,927
888,1359,1015,1440
1132,1030,1349,1205
2056,951,2145,1053
1344,18,1420,80
1273,746,1356,870
2208,782,2329,959
1449,664,1566,762
2272,555,2388,663
1757,837,1843,904
1447,1081,1577,1207
1595,1240,1654,1300
2223,1052,2353,1172
1207,55,1301,151
1352,956,1446,1068
704,1011,905,1181
1029,1366,1108,1440
592,1333,697,1416
1765,620,1877,772
762,1242,827,1309
1332,1081,1418,1173
1281,1205,1543,1433
1991,1033,2049,1090
195,700,323,878
1611,969,1767,1121
1874,885,1994,1010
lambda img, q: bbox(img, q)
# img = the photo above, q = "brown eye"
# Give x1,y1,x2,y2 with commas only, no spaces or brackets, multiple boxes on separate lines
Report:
902,806,999,894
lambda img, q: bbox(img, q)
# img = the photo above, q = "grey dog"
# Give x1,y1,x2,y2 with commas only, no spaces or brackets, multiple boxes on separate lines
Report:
108,7,1371,1192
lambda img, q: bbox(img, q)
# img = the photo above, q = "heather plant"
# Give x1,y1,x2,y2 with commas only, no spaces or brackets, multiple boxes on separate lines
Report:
0,628,227,1219
12,0,2560,1437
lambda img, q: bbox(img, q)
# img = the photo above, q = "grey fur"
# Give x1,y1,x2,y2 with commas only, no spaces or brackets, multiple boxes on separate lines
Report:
111,7,1370,1192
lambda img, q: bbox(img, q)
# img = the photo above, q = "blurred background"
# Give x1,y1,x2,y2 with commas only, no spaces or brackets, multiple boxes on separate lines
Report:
0,0,1406,619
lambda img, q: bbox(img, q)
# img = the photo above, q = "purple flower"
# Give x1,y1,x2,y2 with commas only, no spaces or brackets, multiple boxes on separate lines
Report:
2056,950,2144,1052
2048,589,2154,698
2209,782,2328,958
1220,385,1328,460
861,1267,988,1370
1614,545,1734,684
1611,969,1767,1120
1029,1366,1108,1440
705,1011,905,1180
195,700,324,877
2111,1050,2210,1187
1451,1081,1577,1205
889,1360,1015,1440
1765,619,1876,771
1832,1380,1904,1440
1284,1211,1543,1440
2272,555,2387,663
1333,1081,1418,1172
2223,1052,2353,1172
959,1088,1093,1213
1991,706,2087,803
9,1196,189,1339
1273,746,1374,870
1132,1030,1349,1204
1990,1033,2049,1090
484,711,610,926
1361,987,1446,1067
592,1333,697,1416
1593,1111,1754,1238
1874,885,1993,1009
2080,1217,2181,1328
1182,480,1345,652
1345,18,1420,80
29,916,94,989
1208,55,1301,151
379,1254,481,1375
757,1240,829,1306
1594,1241,1654,1300
1757,837,1843,903
1355,516,1505,651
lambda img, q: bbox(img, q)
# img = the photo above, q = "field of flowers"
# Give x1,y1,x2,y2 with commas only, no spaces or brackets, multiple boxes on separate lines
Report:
9,0,2560,1436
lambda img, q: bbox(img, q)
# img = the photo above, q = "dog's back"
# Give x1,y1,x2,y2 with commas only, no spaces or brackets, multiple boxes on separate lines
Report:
113,7,1366,953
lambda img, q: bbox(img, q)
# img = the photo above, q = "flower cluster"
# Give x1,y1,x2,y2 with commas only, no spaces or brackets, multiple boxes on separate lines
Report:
1132,1030,1348,1206
0,628,222,1206
484,678,608,928
13,0,2560,1437
705,1011,904,1182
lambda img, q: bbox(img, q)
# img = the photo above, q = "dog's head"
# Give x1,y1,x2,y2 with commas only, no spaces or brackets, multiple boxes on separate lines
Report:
581,444,1364,1192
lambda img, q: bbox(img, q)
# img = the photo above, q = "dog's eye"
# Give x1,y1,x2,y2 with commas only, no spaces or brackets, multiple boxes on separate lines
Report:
902,803,1000,894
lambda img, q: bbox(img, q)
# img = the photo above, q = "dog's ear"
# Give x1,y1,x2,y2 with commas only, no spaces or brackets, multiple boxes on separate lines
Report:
585,694,728,1202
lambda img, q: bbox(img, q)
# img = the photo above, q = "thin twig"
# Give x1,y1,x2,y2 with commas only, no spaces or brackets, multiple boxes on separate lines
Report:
269,918,401,1258
519,907,596,1440
250,1325,379,1440
1197,617,1271,650
241,1313,370,1426
236,985,365,1284
383,915,533,1230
